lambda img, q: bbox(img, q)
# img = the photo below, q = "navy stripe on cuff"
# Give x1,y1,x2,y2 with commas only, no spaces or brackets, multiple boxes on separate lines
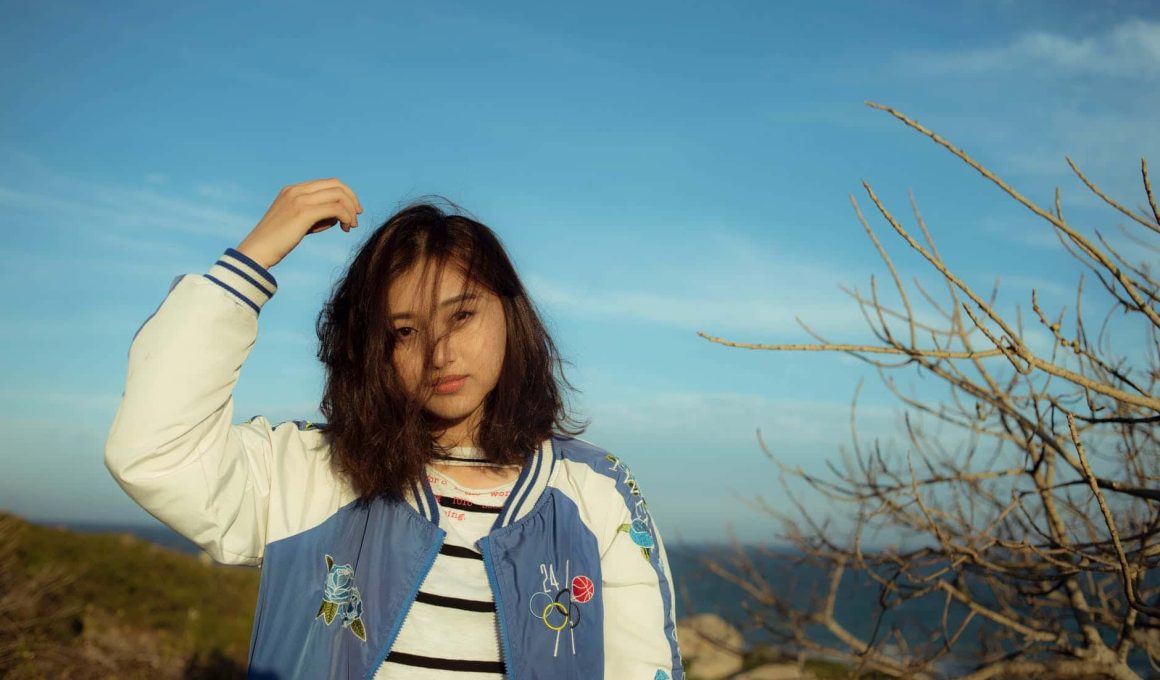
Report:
224,247,277,288
215,259,272,298
205,274,261,314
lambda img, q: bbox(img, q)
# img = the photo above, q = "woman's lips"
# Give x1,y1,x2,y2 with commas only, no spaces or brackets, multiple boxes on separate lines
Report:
432,375,468,395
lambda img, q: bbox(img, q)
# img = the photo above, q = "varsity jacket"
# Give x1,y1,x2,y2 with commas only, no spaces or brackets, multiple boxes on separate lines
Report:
103,248,686,680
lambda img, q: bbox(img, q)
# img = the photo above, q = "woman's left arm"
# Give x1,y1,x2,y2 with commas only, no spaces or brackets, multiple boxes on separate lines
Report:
599,470,685,680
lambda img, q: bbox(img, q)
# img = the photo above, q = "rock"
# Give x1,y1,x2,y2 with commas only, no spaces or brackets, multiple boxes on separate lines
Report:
676,613,745,680
744,643,796,667
733,662,814,680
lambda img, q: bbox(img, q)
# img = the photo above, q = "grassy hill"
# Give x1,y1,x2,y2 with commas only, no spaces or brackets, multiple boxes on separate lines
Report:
0,511,258,680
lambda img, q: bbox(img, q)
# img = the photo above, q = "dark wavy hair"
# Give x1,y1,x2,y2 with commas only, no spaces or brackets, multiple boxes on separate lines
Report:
315,197,588,503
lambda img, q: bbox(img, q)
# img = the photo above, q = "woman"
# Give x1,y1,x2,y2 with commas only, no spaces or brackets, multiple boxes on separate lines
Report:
104,178,685,680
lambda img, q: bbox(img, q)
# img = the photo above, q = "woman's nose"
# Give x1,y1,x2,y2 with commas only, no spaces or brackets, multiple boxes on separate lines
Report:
431,330,454,368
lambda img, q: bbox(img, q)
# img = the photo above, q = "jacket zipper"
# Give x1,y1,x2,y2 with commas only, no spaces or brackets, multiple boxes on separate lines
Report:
366,529,445,680
479,535,515,680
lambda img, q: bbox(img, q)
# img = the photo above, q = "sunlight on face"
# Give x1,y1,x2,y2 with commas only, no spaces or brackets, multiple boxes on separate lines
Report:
387,258,507,446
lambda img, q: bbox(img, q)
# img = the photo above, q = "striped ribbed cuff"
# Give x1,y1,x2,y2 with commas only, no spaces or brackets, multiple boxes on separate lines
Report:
204,248,278,314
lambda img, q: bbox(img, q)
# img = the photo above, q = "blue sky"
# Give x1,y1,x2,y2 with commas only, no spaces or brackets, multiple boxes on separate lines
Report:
1,0,1157,543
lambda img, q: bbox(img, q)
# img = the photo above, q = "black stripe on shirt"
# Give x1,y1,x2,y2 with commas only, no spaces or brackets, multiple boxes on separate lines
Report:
386,651,505,674
415,590,495,612
440,543,483,560
436,495,503,514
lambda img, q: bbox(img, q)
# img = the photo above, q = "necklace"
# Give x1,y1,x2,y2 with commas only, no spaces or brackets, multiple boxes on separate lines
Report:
431,445,521,467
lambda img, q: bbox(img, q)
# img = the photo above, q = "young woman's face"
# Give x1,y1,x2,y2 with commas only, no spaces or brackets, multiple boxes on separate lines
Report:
387,258,507,442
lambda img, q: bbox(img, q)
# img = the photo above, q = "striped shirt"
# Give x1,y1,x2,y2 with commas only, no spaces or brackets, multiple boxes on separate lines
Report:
375,453,519,679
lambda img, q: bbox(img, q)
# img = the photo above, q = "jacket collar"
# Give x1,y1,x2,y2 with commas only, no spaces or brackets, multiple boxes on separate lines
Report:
405,437,557,529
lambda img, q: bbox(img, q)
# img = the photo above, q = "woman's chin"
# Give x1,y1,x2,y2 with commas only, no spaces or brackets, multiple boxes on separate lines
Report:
423,402,481,427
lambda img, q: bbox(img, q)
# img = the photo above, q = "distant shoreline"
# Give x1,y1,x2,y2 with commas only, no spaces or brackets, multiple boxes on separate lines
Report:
42,519,206,555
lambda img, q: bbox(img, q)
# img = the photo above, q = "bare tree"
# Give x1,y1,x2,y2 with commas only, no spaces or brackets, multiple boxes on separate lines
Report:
698,102,1160,680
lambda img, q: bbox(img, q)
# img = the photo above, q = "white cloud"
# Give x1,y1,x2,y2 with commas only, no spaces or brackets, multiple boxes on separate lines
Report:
584,389,900,453
1000,110,1160,187
912,18,1160,78
0,389,120,414
526,273,869,338
0,157,253,240
525,264,988,346
989,273,1075,299
977,214,1074,251
83,230,200,259
891,21,1160,186
521,229,928,340
194,181,257,203
0,152,366,307
0,311,144,341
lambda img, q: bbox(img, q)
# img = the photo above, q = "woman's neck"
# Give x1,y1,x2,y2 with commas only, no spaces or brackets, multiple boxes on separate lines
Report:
433,431,477,448
427,410,482,449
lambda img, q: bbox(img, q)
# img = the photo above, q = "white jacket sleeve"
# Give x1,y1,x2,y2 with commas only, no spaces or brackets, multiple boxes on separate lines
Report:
104,248,281,566
601,468,686,679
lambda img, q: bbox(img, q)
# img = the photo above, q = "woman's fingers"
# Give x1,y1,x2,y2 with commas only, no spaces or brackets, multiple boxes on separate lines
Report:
295,186,360,229
297,178,363,216
235,177,364,270
300,199,357,233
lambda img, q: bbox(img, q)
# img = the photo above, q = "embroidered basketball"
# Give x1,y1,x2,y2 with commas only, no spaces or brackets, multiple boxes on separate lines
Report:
571,575,594,603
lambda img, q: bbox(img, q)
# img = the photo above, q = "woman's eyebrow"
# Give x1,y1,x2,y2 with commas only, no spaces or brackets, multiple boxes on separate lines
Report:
390,293,479,321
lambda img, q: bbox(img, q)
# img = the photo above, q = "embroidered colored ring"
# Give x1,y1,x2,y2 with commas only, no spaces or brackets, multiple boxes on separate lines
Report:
554,587,582,629
528,590,554,618
542,601,569,631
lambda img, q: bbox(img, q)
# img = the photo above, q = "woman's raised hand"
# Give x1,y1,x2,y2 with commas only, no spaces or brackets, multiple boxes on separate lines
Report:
236,178,363,270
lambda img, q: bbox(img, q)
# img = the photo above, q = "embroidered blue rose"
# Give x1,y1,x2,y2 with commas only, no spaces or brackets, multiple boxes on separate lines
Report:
324,562,355,603
654,670,670,680
316,554,367,641
628,519,655,549
618,518,656,560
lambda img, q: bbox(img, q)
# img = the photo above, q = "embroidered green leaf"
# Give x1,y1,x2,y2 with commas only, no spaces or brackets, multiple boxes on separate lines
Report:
351,618,366,641
641,547,651,561
325,554,334,570
617,523,631,533
318,600,338,624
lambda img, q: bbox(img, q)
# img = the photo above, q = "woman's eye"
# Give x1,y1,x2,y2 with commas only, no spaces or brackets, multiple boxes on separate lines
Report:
453,310,475,323
395,327,415,338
